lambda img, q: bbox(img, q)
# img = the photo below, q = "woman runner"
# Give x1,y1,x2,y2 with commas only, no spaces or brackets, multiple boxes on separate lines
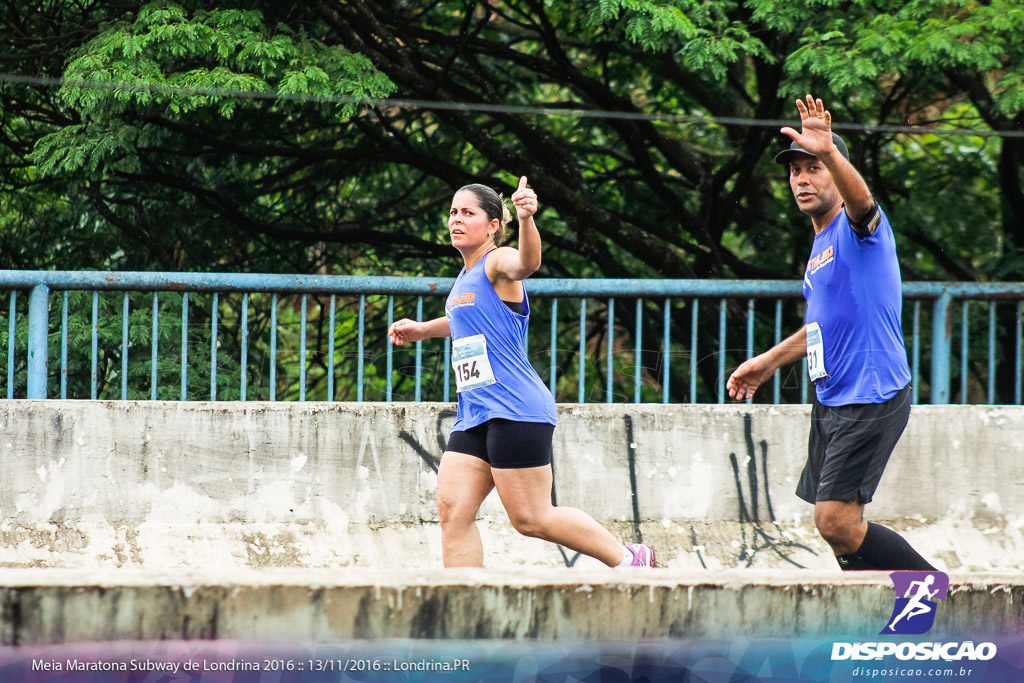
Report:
388,176,654,569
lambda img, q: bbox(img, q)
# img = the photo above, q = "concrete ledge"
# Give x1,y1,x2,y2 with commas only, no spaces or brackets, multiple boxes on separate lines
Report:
1,569,1020,645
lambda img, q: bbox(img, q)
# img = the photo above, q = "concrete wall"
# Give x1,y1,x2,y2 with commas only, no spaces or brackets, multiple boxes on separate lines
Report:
1,401,1021,572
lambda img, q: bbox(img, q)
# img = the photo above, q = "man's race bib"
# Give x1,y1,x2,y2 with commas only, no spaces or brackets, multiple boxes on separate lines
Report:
806,322,828,381
452,334,497,393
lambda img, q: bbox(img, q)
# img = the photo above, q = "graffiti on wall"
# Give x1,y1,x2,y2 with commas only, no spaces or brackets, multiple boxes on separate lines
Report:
728,414,816,568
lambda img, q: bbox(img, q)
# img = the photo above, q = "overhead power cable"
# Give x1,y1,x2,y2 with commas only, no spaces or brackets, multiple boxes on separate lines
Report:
1,72,1022,139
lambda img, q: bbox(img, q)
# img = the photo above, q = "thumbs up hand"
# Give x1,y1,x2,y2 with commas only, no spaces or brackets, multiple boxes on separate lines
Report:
510,176,538,221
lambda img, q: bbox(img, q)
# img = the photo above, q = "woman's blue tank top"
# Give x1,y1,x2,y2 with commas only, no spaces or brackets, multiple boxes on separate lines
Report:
445,251,557,431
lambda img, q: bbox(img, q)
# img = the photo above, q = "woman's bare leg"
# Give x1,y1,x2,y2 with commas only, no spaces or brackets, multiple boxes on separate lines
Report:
437,451,495,567
491,464,624,567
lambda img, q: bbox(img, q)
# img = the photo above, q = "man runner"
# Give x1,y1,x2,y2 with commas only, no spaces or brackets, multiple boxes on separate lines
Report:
727,95,934,572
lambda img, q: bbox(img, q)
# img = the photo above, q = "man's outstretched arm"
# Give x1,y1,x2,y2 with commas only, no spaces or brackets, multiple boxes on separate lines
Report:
726,326,808,401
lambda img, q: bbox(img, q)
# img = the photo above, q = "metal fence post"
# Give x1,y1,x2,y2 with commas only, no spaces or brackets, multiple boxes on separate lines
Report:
27,284,49,398
931,291,953,404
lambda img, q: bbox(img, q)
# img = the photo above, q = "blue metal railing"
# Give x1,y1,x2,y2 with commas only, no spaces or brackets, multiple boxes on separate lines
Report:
1,270,1022,404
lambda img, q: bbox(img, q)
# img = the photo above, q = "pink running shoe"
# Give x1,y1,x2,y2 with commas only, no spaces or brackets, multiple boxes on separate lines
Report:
627,543,655,567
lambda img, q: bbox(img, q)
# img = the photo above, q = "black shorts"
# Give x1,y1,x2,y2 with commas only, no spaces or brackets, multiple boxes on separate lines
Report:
796,384,911,505
445,418,555,469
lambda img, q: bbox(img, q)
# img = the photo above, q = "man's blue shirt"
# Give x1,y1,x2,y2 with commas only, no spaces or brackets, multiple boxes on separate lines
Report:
802,206,911,405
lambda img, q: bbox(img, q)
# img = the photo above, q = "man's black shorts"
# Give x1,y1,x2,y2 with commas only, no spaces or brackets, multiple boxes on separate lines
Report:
796,384,911,504
445,418,555,469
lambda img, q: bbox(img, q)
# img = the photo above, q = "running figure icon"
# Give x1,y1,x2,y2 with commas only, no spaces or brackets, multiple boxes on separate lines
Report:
881,571,949,635
888,574,938,631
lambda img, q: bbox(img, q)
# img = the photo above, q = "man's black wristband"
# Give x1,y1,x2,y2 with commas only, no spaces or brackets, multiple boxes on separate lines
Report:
848,203,881,237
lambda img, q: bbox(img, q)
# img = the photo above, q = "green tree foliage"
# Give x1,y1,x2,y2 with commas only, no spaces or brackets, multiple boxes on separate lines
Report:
1,0,1022,401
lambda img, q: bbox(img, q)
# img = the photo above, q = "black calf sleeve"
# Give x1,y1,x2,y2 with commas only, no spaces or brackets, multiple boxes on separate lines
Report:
853,522,935,571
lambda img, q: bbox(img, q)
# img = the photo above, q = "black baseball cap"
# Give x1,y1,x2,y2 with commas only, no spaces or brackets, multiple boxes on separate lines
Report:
774,133,849,165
